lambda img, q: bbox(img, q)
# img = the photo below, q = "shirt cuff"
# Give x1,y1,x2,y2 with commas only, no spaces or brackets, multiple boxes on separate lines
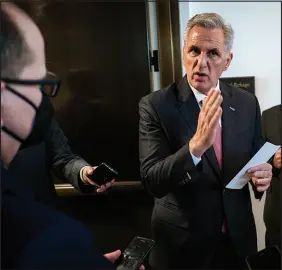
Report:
80,166,88,184
190,152,201,166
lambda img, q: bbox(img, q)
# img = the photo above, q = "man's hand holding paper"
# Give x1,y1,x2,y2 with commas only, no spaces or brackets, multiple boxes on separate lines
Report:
226,142,280,189
248,163,272,192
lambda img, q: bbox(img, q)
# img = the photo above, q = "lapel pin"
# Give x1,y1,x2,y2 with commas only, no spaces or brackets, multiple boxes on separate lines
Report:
229,107,235,111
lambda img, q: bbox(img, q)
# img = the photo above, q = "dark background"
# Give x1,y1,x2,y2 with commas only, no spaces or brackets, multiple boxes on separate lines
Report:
18,0,155,255
37,0,152,183
220,76,255,95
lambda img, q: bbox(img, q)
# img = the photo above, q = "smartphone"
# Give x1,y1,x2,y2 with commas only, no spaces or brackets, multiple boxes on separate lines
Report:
245,246,281,269
87,162,118,187
115,236,155,270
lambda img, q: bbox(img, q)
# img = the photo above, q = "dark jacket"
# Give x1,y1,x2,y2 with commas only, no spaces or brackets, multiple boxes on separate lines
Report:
6,118,96,205
1,166,114,269
139,76,264,269
262,105,281,247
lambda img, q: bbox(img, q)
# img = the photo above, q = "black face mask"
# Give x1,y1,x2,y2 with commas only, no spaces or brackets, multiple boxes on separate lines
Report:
1,85,54,149
1,85,39,144
20,94,54,149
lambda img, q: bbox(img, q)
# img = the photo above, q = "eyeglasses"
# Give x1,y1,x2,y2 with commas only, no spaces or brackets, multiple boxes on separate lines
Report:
1,71,60,97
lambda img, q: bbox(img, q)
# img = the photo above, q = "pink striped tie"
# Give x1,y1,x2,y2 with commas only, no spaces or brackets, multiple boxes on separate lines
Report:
213,119,226,233
202,94,226,233
213,122,222,169
202,93,222,169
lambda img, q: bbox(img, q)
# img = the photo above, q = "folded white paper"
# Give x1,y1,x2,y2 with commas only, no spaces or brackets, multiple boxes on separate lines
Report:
226,142,280,189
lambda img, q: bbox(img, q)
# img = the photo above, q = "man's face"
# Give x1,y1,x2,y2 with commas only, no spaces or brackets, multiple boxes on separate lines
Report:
1,3,46,165
183,26,233,93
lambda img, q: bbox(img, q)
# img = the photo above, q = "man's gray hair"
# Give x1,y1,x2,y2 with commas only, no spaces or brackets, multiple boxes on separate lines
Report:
184,13,234,53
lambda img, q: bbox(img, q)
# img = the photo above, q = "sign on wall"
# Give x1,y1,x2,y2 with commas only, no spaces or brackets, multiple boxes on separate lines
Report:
219,76,255,95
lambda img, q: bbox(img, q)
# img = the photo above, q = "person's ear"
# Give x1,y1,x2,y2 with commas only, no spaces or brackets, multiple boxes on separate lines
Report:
223,52,233,71
183,46,188,68
1,81,5,90
1,81,5,127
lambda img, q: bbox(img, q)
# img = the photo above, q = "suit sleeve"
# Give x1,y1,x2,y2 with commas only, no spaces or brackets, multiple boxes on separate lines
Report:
261,109,281,178
139,96,200,198
261,110,267,140
46,119,96,193
249,96,266,200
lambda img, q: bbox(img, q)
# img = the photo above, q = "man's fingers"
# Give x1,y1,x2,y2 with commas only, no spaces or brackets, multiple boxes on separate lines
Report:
247,163,272,173
255,177,271,186
202,89,220,112
96,180,115,193
256,183,270,192
96,186,105,193
104,250,122,263
203,95,223,123
83,166,100,187
87,166,98,176
253,175,271,192
85,167,94,175
252,170,272,179
192,89,222,153
105,180,113,188
208,107,222,131
202,89,217,111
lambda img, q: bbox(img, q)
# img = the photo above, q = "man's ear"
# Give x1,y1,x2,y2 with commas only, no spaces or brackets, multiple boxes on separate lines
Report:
182,46,187,67
223,52,233,71
1,81,5,127
1,81,5,90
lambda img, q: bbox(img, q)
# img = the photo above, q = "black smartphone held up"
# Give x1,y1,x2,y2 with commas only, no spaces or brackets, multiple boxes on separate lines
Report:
115,236,155,270
87,162,118,187
245,246,281,269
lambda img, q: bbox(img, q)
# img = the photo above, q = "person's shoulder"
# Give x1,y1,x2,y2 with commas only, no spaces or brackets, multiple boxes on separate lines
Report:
140,82,178,107
220,81,258,109
3,193,113,269
221,81,255,100
262,104,281,116
17,215,113,269
2,189,89,237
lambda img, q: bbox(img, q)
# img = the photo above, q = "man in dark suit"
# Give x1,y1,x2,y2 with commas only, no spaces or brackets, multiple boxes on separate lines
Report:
262,105,281,248
0,2,122,268
3,1,114,207
139,13,272,269
7,114,114,206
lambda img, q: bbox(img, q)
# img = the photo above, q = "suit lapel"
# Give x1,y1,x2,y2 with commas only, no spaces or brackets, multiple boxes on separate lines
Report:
176,76,221,178
220,82,237,182
176,77,200,135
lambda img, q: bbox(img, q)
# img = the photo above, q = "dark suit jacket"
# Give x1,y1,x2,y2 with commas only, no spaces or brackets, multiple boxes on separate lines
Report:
139,76,264,269
6,118,96,205
262,105,281,247
1,167,114,269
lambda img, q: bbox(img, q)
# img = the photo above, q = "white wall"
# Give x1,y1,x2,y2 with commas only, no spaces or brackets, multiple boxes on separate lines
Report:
179,2,281,251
